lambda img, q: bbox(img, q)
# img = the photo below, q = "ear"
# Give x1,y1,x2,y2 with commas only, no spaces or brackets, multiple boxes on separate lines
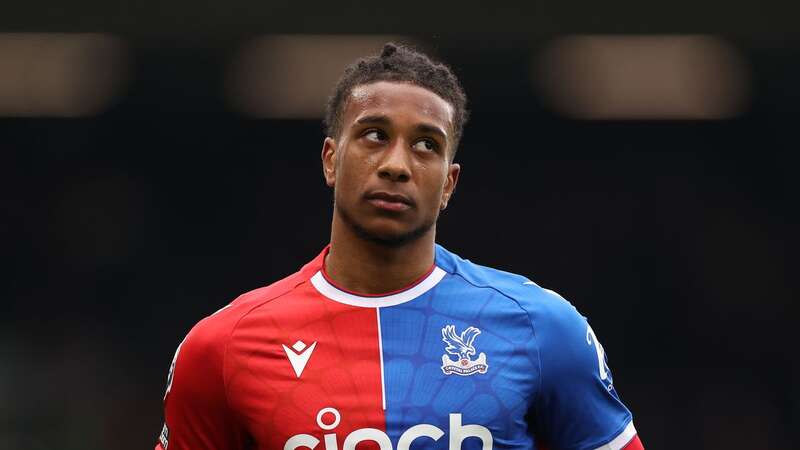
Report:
321,137,337,187
440,163,461,210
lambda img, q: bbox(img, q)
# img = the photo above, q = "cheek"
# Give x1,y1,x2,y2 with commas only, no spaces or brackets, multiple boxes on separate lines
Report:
335,149,373,194
420,165,448,202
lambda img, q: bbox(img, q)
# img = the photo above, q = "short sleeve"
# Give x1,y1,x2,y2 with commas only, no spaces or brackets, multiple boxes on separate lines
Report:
155,317,246,450
530,290,640,450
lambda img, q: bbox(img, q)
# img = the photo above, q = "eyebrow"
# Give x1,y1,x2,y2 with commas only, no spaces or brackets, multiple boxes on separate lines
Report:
355,114,449,142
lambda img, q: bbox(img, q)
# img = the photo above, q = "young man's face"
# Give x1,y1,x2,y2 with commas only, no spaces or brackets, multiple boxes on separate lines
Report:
322,81,460,246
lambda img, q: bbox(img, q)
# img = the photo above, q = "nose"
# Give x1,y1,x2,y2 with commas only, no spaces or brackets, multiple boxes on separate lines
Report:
377,140,412,182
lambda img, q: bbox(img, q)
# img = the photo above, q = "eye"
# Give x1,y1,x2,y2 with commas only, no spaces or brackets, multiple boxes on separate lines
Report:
412,138,438,152
363,129,387,143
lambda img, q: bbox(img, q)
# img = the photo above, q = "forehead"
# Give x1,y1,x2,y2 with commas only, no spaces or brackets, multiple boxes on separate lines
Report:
343,81,454,133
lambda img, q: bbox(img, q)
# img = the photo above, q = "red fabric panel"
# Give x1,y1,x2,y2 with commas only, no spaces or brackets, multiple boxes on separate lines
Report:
622,434,644,450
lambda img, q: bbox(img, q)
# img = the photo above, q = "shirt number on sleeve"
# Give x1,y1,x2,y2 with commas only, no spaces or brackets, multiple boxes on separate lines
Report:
585,325,609,381
164,339,185,400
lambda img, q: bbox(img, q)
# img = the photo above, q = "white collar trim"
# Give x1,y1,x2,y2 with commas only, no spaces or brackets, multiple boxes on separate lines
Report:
310,267,446,308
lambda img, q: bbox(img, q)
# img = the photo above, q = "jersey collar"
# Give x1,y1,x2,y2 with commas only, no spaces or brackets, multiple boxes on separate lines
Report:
306,245,447,308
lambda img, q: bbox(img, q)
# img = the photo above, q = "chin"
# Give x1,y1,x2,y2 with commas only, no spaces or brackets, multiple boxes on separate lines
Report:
360,221,419,244
340,207,434,248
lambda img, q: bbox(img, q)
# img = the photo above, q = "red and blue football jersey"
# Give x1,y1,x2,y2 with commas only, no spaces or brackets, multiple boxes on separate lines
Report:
156,245,643,450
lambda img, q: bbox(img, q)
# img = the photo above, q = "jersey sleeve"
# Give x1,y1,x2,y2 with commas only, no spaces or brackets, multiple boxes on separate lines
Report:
530,289,643,450
155,314,247,450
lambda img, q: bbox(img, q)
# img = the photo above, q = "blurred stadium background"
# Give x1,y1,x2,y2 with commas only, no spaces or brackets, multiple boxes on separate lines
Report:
1,2,796,449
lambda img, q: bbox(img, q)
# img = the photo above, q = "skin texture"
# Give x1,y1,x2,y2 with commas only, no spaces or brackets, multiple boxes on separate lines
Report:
321,81,461,294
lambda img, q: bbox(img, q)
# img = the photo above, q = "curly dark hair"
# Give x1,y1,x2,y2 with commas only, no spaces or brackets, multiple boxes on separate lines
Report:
323,42,469,159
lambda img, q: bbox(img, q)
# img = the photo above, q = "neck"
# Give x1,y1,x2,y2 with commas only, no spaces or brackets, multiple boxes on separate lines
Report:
325,211,436,295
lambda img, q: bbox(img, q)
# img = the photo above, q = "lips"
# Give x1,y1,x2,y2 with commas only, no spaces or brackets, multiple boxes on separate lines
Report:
365,191,414,212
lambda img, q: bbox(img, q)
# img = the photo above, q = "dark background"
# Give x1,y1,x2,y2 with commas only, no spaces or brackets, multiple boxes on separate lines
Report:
1,3,797,449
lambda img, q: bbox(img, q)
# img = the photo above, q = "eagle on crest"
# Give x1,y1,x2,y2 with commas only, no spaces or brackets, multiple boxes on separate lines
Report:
441,325,481,361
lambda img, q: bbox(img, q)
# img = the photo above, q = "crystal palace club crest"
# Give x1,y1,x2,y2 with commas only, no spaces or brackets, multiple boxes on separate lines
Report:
440,325,489,376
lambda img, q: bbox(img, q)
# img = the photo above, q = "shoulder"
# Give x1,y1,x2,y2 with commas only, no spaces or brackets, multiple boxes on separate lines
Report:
163,267,312,404
180,269,309,354
435,244,585,328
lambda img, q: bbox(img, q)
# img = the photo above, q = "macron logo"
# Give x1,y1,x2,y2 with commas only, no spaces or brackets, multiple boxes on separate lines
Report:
282,340,317,378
